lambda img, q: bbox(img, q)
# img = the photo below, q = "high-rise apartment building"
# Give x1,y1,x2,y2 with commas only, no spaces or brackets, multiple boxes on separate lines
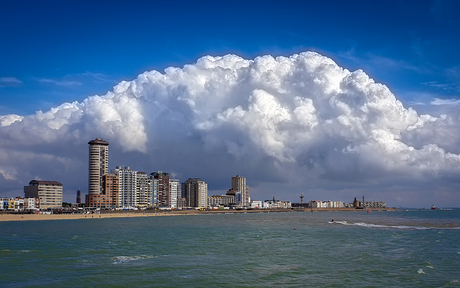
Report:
151,172,169,207
152,178,159,207
103,173,119,208
231,175,247,207
86,173,119,208
137,172,154,208
24,180,63,209
182,178,208,208
112,166,137,208
87,138,116,208
169,179,180,208
88,138,109,195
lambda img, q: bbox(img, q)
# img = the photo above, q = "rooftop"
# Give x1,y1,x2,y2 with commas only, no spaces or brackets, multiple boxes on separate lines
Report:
28,180,63,186
88,138,109,145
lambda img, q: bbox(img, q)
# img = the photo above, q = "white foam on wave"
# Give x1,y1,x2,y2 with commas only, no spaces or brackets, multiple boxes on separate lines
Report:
354,222,430,230
334,221,460,230
112,255,156,264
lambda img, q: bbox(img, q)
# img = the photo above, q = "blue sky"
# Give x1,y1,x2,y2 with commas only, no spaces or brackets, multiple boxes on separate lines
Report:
2,0,459,115
1,0,460,207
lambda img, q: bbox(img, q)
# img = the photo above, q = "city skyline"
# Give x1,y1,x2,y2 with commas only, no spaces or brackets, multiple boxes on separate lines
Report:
1,1,460,208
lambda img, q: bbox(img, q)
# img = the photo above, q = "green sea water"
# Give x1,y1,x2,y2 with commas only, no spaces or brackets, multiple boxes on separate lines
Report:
1,210,459,287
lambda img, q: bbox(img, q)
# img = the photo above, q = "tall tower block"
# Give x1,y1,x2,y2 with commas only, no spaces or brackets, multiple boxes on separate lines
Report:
151,171,170,207
88,138,109,195
182,178,208,208
231,175,247,207
76,190,81,204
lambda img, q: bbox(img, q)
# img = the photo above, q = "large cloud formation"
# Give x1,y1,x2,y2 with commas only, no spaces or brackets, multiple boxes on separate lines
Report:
1,52,459,207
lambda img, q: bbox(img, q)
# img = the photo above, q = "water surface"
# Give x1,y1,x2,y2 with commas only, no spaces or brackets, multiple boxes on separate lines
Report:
1,210,459,287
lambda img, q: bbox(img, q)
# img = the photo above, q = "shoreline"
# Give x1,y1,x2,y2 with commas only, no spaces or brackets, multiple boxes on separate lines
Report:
0,208,397,222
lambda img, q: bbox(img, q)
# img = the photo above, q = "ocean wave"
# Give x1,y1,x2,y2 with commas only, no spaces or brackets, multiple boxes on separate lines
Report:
112,255,156,264
333,221,460,230
0,249,32,253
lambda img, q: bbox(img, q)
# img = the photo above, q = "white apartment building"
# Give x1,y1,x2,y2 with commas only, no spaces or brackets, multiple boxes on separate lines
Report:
251,200,263,209
169,179,180,208
112,166,137,208
263,200,292,209
325,201,345,208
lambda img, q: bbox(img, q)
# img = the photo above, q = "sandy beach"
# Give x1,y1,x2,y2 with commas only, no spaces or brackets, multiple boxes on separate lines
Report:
0,207,396,222
0,211,180,221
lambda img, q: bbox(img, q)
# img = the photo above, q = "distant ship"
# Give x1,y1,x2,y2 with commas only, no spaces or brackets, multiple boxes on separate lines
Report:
431,204,436,210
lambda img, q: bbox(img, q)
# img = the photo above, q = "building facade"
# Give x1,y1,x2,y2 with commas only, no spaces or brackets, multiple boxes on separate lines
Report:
24,180,63,209
1,197,39,211
182,178,208,208
137,172,154,208
113,166,138,208
231,175,247,207
169,179,180,208
76,190,81,204
362,201,387,208
86,173,119,208
250,200,263,209
208,194,235,207
176,197,186,209
88,138,109,196
151,172,169,207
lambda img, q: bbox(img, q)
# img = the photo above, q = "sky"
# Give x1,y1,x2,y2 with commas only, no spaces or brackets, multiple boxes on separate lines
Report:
1,0,460,208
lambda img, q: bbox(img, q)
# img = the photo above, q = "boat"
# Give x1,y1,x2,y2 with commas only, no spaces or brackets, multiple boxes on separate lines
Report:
431,204,436,210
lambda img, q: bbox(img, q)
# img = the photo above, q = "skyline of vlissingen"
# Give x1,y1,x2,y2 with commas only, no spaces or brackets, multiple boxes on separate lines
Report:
2,137,389,213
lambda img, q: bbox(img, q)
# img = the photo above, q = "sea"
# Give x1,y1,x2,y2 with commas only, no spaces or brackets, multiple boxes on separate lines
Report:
1,210,459,287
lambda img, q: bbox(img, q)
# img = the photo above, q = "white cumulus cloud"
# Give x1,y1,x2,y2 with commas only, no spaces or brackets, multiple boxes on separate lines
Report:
1,51,460,207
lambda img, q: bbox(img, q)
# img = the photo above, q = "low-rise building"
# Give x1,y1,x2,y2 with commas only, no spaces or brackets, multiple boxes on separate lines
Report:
208,195,235,207
24,197,39,210
0,197,39,211
324,201,345,208
250,200,263,209
362,201,387,208
0,197,12,210
177,197,186,209
24,180,63,209
263,199,292,209
309,200,324,208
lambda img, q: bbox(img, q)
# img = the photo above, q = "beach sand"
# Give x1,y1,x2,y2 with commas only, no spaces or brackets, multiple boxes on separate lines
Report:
0,212,177,221
0,207,396,222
